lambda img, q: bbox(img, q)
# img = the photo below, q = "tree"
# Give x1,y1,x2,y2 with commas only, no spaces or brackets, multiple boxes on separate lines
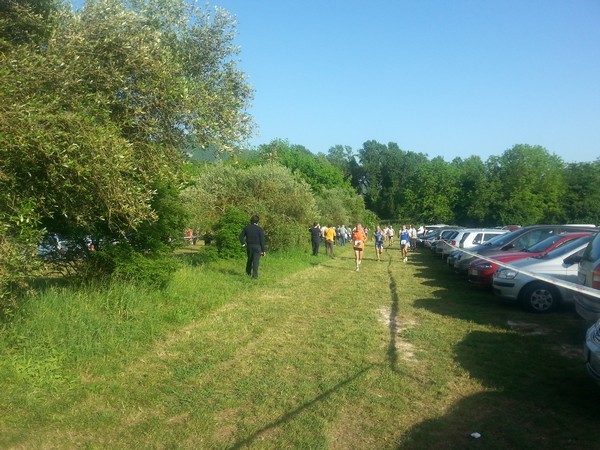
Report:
182,163,319,251
0,0,254,299
257,139,347,192
487,145,566,225
326,144,354,181
402,157,459,224
452,156,494,226
561,160,600,224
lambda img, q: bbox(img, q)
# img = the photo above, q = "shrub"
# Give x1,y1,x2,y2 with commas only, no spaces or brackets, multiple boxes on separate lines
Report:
83,244,180,288
214,207,248,258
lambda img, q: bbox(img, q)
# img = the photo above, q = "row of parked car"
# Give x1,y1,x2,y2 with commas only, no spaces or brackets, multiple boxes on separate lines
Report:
423,224,600,384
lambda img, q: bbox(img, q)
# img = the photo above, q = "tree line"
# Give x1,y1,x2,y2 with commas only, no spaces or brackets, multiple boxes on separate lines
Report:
1,0,598,308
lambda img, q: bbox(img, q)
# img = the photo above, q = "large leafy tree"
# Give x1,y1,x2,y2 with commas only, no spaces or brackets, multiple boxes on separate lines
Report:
182,163,319,251
561,160,600,225
257,139,347,192
1,0,253,297
487,144,566,225
402,156,459,224
452,156,494,226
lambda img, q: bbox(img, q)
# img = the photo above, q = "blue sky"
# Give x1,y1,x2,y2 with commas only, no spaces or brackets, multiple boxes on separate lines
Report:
72,1,600,163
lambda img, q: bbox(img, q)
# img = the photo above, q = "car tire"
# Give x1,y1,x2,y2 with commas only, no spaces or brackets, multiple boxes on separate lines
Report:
521,282,561,313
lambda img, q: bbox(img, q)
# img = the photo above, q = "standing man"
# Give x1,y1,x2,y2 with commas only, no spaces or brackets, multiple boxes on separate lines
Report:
408,224,418,251
324,224,336,257
239,215,266,279
310,222,321,256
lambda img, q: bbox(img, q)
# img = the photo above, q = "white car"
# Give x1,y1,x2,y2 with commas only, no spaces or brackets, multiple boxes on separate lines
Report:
449,231,509,271
493,235,594,313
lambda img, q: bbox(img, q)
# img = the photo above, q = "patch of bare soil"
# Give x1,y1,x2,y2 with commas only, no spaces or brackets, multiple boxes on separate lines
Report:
379,306,418,361
506,320,550,336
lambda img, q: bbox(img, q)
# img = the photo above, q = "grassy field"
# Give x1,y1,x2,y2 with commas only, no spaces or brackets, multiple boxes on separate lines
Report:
1,243,599,449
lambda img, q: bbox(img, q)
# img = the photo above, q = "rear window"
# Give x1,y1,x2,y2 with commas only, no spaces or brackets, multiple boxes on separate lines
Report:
582,232,600,262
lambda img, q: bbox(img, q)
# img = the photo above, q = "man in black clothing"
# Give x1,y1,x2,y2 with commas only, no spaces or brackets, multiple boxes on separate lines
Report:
310,222,321,256
239,215,266,279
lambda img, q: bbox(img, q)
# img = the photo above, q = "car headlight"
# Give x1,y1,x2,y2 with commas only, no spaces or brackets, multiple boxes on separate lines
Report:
495,268,518,279
475,263,494,270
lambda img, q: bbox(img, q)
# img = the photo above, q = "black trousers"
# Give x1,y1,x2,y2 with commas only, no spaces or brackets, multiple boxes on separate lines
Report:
311,239,320,256
245,245,262,278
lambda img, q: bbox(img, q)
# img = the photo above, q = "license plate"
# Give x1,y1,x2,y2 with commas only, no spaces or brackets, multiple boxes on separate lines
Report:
469,269,478,276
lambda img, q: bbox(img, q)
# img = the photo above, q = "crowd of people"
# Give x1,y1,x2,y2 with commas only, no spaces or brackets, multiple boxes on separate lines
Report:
309,223,426,270
238,215,426,279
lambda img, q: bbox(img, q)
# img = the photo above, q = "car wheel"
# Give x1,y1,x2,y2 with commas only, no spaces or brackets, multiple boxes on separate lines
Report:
521,282,561,313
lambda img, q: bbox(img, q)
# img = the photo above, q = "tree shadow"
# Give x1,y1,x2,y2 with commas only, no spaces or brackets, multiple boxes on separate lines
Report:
393,251,600,448
396,330,600,449
228,365,373,449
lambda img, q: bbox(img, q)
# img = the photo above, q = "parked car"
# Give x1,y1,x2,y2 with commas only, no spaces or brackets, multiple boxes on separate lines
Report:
37,233,91,261
468,232,593,288
448,232,509,271
421,225,455,247
584,318,600,383
434,230,461,257
429,227,462,253
444,228,508,262
453,225,598,274
573,231,600,321
493,235,594,312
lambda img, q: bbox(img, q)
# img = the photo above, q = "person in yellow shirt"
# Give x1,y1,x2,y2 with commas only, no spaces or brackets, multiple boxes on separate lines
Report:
324,224,336,257
351,223,367,271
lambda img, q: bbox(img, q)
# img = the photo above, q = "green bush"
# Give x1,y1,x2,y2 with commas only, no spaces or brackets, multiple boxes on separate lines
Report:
84,244,180,288
180,245,220,266
214,207,248,258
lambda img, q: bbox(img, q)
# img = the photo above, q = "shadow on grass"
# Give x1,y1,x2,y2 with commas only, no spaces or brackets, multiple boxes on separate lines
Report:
397,330,600,449
386,257,400,372
229,365,373,449
393,250,600,448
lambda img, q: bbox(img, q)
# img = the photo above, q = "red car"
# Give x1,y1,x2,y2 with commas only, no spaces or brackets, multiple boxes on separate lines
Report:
468,232,592,287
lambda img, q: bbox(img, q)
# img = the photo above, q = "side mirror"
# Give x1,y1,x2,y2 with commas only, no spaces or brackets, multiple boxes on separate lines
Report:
563,254,582,265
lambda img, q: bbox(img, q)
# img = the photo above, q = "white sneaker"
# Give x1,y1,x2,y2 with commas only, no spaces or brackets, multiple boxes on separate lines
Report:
403,257,407,262
355,266,360,272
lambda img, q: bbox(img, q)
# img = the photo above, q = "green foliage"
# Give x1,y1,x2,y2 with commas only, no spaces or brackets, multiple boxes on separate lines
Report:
214,207,247,258
316,187,373,227
488,144,566,225
561,160,600,225
257,139,348,192
180,245,220,266
0,0,254,298
357,140,430,219
84,244,180,288
182,162,319,251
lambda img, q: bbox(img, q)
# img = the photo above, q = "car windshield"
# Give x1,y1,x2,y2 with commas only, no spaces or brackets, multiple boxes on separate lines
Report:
483,228,525,246
524,234,568,253
482,233,510,246
533,234,595,259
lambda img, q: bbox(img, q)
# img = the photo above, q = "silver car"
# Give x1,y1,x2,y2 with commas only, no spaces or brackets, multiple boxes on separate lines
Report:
573,231,600,321
493,235,594,313
584,318,600,383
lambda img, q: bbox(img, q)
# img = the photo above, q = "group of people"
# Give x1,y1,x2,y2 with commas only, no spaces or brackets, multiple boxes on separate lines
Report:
239,214,425,279
309,223,364,258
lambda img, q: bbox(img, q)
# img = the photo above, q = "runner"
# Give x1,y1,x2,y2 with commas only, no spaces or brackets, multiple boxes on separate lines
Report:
352,223,368,271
